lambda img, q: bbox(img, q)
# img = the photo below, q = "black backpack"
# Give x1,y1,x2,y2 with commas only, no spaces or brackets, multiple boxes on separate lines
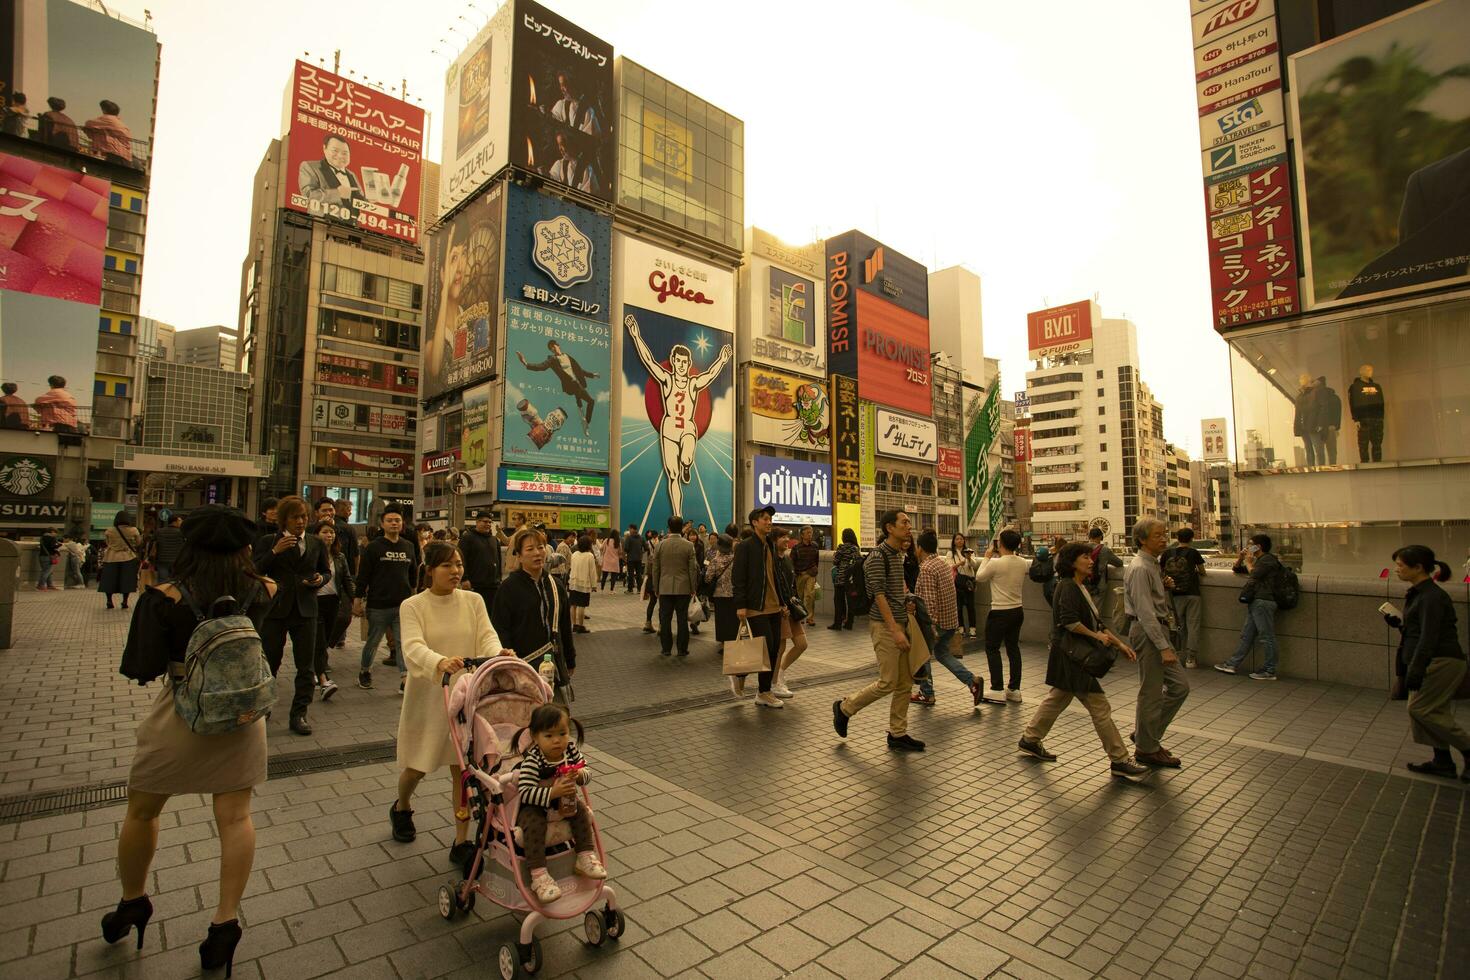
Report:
846,558,872,616
1028,553,1054,584
1275,567,1300,610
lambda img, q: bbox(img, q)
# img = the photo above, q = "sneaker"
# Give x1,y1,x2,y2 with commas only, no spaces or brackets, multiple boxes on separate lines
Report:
969,678,984,707
1111,759,1150,782
357,670,373,690
449,841,477,868
887,733,926,752
1006,690,1023,703
981,688,1008,705
909,693,936,706
389,803,416,842
574,852,608,879
1249,671,1277,681
1017,738,1056,761
320,678,339,701
529,868,562,903
770,681,795,699
1213,663,1240,675
832,700,849,738
754,692,784,709
398,680,405,696
641,623,655,634
728,675,746,698
1185,657,1198,669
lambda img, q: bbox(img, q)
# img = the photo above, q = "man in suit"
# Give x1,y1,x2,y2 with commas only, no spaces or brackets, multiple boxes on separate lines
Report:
648,515,699,657
297,134,364,223
253,495,331,735
517,340,598,435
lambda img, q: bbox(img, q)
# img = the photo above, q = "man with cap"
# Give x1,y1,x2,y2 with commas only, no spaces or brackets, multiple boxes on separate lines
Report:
460,510,506,616
648,515,699,657
731,505,788,709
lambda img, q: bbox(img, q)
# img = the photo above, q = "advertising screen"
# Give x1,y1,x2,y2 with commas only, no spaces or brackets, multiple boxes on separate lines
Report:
1290,0,1470,308
0,292,97,430
618,304,734,534
502,182,611,321
0,152,109,304
284,61,425,245
509,0,615,202
422,183,504,400
441,2,514,215
461,383,491,492
315,353,418,394
497,465,609,507
753,456,831,526
312,447,413,478
1202,417,1229,461
617,235,735,332
874,409,938,463
747,365,830,451
502,301,610,471
854,292,932,417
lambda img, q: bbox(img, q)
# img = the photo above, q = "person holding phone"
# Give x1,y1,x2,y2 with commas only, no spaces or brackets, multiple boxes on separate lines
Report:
253,496,331,736
950,533,980,638
1216,534,1284,680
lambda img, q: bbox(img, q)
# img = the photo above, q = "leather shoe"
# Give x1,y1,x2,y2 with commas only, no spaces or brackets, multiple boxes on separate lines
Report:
289,714,312,736
1136,749,1179,768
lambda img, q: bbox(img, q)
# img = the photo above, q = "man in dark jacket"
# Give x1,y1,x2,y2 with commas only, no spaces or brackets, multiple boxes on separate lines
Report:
353,506,417,692
460,510,505,615
151,511,184,581
1216,533,1284,680
1348,365,1385,463
731,506,787,707
622,524,645,594
253,495,331,735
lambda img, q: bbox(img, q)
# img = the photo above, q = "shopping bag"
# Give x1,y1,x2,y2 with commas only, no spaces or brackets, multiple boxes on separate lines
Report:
904,619,931,677
687,595,708,625
722,621,770,675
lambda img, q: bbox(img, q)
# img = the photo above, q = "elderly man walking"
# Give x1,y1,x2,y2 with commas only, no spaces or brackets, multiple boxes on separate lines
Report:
1124,519,1190,768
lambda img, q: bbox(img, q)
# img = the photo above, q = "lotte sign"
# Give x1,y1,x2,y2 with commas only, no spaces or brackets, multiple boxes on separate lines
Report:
1026,299,1096,361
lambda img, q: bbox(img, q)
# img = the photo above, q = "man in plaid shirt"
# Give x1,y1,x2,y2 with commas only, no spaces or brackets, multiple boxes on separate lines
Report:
911,529,984,708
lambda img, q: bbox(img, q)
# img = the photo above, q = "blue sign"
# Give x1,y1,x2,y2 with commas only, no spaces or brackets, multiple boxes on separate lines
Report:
497,466,609,507
753,455,832,526
503,301,610,471
503,182,612,321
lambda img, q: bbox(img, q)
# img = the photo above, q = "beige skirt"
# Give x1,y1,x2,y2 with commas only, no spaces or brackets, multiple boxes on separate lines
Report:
128,684,267,795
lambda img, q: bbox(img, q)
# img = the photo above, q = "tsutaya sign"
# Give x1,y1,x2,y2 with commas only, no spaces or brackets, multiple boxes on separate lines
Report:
752,455,831,525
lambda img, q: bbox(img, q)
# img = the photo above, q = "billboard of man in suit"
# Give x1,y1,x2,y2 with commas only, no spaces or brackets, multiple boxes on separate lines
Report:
297,134,364,222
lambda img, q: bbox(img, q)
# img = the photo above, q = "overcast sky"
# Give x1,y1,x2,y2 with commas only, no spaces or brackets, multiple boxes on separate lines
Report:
113,0,1226,455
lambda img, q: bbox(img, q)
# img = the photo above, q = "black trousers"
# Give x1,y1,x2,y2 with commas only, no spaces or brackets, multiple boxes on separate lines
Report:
328,597,351,646
1357,417,1383,462
984,607,1025,690
745,612,784,693
473,586,497,621
314,596,340,676
658,594,690,654
262,614,317,718
626,560,643,593
956,580,977,631
832,586,852,628
645,591,658,623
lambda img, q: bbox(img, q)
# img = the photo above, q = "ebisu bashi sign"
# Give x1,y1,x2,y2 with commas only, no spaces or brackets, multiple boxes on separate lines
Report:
1025,299,1097,361
753,455,831,526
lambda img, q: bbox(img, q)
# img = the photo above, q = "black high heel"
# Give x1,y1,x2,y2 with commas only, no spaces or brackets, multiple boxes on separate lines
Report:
199,919,242,977
100,895,152,949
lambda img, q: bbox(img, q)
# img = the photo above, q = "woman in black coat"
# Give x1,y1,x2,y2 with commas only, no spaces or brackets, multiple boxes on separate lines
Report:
1387,545,1468,779
491,528,576,687
1017,542,1149,781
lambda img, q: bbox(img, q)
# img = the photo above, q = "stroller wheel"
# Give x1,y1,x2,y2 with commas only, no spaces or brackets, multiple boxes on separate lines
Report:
455,880,475,914
584,910,606,947
497,944,520,980
438,883,456,921
518,938,543,975
604,905,626,940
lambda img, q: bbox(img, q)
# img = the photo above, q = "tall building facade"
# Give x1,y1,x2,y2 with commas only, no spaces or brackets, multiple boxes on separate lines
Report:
174,326,237,371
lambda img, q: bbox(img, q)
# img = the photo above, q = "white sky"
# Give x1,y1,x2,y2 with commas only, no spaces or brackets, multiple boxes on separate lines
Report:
115,0,1228,455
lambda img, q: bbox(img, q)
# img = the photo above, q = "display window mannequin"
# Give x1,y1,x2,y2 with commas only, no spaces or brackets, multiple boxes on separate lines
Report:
1348,364,1385,462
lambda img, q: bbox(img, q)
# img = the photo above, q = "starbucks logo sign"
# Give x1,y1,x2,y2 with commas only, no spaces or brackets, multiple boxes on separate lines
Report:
0,456,52,497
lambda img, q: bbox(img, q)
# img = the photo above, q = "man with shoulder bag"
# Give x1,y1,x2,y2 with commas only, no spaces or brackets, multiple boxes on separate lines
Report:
730,506,788,708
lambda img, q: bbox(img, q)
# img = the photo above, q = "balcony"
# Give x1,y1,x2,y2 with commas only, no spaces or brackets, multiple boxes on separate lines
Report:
2,403,93,436
1,125,151,176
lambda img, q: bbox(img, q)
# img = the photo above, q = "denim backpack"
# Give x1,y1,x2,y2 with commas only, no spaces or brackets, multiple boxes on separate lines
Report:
173,583,276,734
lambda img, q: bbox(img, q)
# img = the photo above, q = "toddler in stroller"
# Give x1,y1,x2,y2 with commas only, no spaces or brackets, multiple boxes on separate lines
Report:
438,655,624,979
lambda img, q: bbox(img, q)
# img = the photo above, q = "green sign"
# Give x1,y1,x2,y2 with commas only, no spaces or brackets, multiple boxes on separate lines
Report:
559,508,609,531
91,502,123,533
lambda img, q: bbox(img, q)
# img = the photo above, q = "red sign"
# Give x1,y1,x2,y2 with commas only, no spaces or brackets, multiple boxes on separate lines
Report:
937,447,963,480
324,448,413,475
853,292,932,417
284,61,426,245
1013,429,1031,463
0,153,109,304
421,448,461,475
1204,161,1299,331
316,354,419,394
1026,300,1094,361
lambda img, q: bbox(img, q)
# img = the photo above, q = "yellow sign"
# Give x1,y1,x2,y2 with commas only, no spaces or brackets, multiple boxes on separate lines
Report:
505,507,609,531
641,107,692,187
560,508,609,531
748,366,830,451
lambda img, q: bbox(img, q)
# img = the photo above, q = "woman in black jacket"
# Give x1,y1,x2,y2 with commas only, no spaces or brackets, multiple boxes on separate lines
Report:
492,527,575,685
1017,543,1149,782
312,521,353,700
829,529,862,631
1387,545,1468,780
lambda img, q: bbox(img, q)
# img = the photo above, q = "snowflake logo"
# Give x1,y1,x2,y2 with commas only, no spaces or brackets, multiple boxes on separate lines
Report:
0,456,52,496
532,215,593,289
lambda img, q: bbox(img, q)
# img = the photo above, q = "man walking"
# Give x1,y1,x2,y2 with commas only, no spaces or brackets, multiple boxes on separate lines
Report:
460,510,505,616
1086,526,1124,631
622,524,645,594
1216,534,1284,680
791,526,821,626
833,509,926,752
911,529,983,708
1162,528,1208,669
253,496,331,736
649,515,699,657
151,511,184,582
354,506,416,694
975,529,1030,703
731,505,787,708
1124,519,1189,768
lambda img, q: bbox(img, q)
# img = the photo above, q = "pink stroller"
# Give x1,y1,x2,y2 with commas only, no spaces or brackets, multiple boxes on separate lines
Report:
438,656,625,978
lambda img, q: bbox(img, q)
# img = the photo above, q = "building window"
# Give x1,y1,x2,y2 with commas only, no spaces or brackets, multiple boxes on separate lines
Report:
1103,500,1110,509
1096,370,1104,379
1098,406,1106,415
1098,388,1105,397
1099,443,1107,452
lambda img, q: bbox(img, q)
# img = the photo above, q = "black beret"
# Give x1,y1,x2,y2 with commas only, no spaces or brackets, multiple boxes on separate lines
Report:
181,505,258,554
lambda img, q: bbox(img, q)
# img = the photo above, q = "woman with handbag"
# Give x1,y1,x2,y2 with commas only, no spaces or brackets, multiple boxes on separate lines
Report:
569,535,598,633
950,533,979,638
706,534,738,653
1017,543,1150,782
99,510,143,609
769,527,809,700
1385,545,1469,780
829,529,862,630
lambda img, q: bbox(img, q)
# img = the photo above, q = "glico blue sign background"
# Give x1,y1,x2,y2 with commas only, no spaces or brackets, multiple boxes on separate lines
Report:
753,454,832,526
503,181,612,322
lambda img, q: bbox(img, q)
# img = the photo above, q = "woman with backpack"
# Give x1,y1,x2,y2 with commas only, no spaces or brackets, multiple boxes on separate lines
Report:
99,510,143,609
828,529,862,631
107,505,277,975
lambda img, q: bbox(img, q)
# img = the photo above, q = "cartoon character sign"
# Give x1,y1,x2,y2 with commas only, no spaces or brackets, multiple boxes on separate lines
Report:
619,306,733,533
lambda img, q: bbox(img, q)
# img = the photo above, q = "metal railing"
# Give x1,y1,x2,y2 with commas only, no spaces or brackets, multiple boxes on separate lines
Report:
2,404,94,436
1,123,151,174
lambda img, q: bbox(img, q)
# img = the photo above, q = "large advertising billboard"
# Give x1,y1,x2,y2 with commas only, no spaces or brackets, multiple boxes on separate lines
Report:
617,235,735,332
747,365,830,451
825,231,929,323
0,152,109,304
874,409,938,463
1290,0,1470,309
461,383,491,492
503,182,611,320
503,301,610,471
440,2,514,215
753,455,831,526
510,0,615,202
312,447,414,479
831,375,859,506
497,465,609,507
1,0,156,167
423,184,504,401
1025,299,1096,361
284,61,425,245
619,304,733,534
853,293,932,417
0,292,96,431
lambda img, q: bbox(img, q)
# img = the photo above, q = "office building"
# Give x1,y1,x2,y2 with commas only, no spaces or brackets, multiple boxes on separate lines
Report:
174,326,238,371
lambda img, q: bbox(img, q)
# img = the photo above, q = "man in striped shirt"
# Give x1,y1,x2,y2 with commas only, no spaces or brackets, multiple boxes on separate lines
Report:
833,509,926,751
912,529,984,708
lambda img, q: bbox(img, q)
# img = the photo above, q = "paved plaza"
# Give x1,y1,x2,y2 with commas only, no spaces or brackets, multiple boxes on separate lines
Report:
0,587,1465,979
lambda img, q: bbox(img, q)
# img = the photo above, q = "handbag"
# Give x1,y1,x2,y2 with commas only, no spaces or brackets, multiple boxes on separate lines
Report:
1054,586,1118,678
687,594,708,625
904,618,931,677
722,620,770,675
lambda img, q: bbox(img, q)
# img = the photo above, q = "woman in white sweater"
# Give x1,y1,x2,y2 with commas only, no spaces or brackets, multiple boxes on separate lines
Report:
392,541,509,867
568,535,599,633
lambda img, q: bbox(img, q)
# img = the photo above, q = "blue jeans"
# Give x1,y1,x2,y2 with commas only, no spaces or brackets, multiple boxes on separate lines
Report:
918,628,974,699
1226,598,1278,674
36,550,53,588
360,606,405,674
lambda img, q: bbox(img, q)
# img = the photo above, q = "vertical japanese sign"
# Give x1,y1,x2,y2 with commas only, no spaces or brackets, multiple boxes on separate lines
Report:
502,301,610,472
1192,0,1300,331
284,61,426,245
964,385,998,531
830,374,860,542
461,383,491,492
441,2,514,215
